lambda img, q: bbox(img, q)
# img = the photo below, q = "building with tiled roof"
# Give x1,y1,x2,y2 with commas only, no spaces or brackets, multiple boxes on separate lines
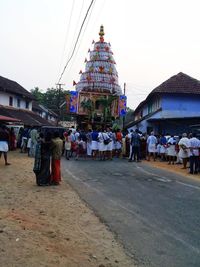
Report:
127,72,200,135
32,101,58,125
0,75,53,126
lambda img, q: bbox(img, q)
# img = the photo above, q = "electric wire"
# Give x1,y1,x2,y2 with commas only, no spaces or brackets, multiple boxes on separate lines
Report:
67,0,85,61
58,0,76,76
57,0,95,84
67,0,97,74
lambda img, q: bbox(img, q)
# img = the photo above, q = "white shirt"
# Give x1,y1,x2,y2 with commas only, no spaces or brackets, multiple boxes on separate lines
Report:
167,137,176,145
189,137,200,156
98,132,109,143
147,135,157,145
128,132,133,140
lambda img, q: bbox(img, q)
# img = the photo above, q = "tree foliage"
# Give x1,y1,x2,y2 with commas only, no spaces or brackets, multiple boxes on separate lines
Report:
30,87,72,121
30,87,43,103
30,87,70,115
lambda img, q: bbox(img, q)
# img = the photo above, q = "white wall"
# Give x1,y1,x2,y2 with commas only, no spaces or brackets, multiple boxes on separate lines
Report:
0,91,32,110
0,92,9,105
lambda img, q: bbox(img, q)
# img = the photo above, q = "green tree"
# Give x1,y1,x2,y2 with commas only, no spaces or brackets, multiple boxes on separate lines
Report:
98,96,117,124
31,87,71,121
30,87,44,103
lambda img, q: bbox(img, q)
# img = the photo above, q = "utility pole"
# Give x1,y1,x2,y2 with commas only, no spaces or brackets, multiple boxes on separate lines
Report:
122,82,126,131
55,83,65,126
124,82,126,96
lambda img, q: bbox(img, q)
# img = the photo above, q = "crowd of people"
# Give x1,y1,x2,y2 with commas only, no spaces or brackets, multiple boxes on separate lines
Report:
1,123,200,187
127,130,200,175
61,128,200,176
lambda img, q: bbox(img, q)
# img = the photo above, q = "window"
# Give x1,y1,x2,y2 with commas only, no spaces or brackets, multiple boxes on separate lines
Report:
17,98,21,108
9,96,13,106
25,101,29,109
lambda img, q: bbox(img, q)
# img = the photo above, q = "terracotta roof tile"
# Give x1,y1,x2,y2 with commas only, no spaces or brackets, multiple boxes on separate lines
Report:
134,72,200,114
0,76,34,100
0,106,53,126
151,72,200,95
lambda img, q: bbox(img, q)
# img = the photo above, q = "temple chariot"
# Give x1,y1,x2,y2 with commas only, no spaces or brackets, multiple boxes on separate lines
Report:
67,26,126,129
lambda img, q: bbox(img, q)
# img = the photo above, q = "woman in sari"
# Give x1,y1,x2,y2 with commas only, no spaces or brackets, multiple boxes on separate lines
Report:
33,132,51,186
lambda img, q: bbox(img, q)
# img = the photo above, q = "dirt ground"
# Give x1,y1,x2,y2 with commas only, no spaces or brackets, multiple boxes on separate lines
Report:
0,151,135,267
1,152,198,267
145,159,200,182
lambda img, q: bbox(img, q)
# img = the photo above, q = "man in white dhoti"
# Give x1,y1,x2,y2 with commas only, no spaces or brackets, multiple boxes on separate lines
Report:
0,125,11,165
147,131,157,161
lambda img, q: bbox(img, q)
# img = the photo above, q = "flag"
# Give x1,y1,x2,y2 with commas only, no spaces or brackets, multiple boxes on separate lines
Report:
119,95,127,116
69,91,78,113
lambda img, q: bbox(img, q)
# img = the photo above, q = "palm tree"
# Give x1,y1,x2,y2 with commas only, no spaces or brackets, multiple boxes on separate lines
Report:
81,99,94,120
98,96,117,125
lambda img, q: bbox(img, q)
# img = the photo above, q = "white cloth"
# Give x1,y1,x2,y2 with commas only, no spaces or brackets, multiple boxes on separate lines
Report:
160,145,166,154
147,135,157,153
106,131,113,151
74,132,80,141
112,141,116,150
64,141,71,150
127,132,132,140
156,144,161,154
116,141,122,150
167,137,176,156
167,145,176,156
98,142,107,152
0,141,8,152
91,140,98,150
27,138,32,149
107,141,113,151
178,137,190,158
87,142,92,156
21,137,27,148
129,144,132,159
98,132,109,151
189,137,200,156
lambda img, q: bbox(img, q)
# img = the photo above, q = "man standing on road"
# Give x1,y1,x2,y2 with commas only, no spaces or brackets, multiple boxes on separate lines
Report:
129,129,141,162
0,124,11,165
188,133,200,174
147,131,157,161
178,133,190,169
50,131,63,185
30,127,38,157
128,129,133,159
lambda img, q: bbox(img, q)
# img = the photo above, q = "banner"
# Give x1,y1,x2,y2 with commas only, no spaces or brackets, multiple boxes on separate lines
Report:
69,91,78,113
78,92,91,115
119,95,127,116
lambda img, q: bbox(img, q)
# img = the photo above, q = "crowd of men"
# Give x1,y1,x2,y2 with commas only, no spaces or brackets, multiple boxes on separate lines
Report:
62,128,200,175
1,124,200,177
127,130,200,175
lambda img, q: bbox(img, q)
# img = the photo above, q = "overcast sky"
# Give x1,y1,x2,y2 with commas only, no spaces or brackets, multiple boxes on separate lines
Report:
0,0,200,109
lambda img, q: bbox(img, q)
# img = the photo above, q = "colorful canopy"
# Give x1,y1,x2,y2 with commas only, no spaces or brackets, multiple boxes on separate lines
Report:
76,25,122,96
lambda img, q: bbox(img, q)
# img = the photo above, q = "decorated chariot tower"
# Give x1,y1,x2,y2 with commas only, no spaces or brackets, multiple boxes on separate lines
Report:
68,26,126,129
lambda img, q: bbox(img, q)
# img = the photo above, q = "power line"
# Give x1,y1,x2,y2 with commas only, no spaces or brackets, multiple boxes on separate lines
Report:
67,0,85,60
67,0,97,73
57,0,96,84
58,0,76,76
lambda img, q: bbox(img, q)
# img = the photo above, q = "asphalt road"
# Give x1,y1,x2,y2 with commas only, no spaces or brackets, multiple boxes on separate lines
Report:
62,158,200,267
